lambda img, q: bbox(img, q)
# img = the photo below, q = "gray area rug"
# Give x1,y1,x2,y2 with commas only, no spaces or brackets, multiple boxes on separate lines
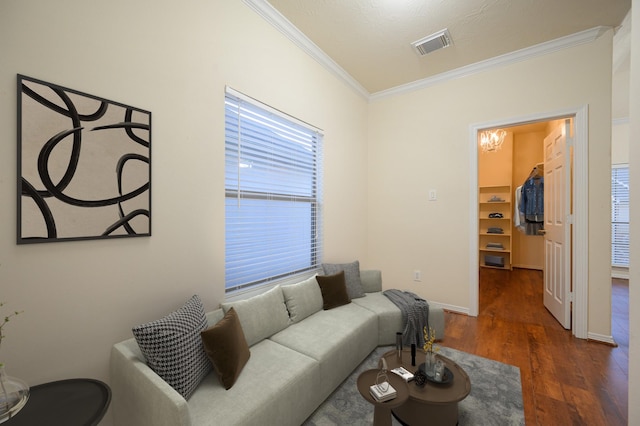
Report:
303,346,524,426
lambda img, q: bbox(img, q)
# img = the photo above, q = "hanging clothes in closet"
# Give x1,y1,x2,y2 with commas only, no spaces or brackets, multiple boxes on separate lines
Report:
514,185,524,232
518,165,544,235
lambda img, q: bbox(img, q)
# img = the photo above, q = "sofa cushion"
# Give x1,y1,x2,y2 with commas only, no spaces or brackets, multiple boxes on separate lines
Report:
201,307,250,390
205,309,225,327
351,292,403,346
316,271,350,310
269,303,378,400
322,260,365,299
281,275,323,323
221,286,290,347
188,339,323,426
352,291,446,346
360,269,382,293
131,294,211,399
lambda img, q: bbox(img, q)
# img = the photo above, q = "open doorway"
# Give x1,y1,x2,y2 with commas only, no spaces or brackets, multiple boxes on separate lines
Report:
477,119,572,329
469,105,589,339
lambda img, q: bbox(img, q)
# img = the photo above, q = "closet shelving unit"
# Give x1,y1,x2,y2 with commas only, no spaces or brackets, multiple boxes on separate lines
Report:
479,185,513,270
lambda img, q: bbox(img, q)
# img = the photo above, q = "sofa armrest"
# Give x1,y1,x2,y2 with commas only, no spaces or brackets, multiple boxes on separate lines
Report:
110,338,191,426
360,270,382,293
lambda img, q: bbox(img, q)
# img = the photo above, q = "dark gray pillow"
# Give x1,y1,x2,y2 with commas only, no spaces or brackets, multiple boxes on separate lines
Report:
322,260,365,299
132,295,211,399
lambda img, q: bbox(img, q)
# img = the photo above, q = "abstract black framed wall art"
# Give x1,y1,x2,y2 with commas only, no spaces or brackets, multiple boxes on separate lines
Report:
17,74,152,244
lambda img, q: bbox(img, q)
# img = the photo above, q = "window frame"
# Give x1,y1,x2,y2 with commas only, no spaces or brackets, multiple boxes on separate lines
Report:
611,164,629,267
224,87,323,294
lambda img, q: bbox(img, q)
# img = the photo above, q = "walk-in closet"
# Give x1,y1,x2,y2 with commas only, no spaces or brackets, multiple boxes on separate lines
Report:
478,120,569,272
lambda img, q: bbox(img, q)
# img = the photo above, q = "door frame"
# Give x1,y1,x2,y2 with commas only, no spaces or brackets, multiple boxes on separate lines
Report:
469,105,588,339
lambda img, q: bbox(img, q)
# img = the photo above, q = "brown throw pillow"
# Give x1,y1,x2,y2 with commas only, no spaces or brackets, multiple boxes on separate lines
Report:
200,307,250,390
316,271,351,310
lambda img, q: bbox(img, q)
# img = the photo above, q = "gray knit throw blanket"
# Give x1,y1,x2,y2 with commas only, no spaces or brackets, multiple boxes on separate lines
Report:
383,289,430,347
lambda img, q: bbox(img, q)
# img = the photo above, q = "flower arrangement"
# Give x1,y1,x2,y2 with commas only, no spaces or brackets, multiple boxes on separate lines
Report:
0,302,28,422
422,325,439,378
0,303,22,364
423,325,438,354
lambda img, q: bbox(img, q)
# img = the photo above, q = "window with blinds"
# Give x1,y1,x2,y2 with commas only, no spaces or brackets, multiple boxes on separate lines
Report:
224,88,323,293
611,165,629,267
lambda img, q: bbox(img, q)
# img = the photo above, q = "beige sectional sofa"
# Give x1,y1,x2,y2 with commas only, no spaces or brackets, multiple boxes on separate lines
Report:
110,270,444,426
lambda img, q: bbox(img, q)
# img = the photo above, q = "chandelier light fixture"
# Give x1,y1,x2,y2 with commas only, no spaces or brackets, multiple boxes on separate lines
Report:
479,129,507,152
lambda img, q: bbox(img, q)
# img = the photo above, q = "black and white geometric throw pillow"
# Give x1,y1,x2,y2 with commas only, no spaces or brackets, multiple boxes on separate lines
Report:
132,294,211,399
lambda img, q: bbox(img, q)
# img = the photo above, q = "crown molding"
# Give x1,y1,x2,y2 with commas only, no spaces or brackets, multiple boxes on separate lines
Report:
242,0,370,100
243,1,611,103
371,26,611,101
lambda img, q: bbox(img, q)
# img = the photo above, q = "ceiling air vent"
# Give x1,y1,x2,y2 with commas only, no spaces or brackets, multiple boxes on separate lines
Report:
411,29,452,56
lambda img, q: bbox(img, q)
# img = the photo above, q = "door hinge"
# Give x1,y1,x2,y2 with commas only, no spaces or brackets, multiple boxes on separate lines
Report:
567,214,574,225
568,291,574,303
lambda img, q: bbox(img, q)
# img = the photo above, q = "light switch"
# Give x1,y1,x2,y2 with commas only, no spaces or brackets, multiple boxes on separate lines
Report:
428,190,437,201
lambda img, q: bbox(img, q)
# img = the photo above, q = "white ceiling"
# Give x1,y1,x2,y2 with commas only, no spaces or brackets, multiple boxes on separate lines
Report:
267,0,631,112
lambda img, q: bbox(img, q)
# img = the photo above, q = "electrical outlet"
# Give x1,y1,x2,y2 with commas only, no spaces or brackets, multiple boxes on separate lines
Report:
414,270,421,282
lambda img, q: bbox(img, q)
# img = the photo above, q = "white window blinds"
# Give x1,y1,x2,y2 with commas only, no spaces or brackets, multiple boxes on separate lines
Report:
224,88,323,293
611,165,629,267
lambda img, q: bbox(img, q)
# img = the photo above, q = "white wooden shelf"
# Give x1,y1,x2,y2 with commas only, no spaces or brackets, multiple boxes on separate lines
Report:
479,185,512,270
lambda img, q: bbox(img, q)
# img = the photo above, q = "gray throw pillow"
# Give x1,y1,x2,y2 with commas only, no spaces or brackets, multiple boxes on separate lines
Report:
322,260,365,299
132,295,211,399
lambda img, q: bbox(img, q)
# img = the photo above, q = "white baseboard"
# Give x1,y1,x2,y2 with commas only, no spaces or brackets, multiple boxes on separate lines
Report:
430,301,471,316
587,332,617,346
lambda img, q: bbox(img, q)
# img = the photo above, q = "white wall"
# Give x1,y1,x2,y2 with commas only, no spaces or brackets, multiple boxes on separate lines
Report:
612,121,630,164
628,1,639,423
0,1,368,424
367,30,614,337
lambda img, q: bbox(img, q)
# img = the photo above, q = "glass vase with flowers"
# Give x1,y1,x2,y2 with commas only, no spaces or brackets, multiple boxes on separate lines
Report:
422,325,439,378
0,302,28,423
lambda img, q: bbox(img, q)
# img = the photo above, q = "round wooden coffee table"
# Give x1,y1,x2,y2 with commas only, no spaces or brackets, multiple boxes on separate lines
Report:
357,369,409,426
382,348,471,426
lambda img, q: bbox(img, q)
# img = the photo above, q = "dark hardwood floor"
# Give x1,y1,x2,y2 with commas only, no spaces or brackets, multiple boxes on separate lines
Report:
442,267,628,425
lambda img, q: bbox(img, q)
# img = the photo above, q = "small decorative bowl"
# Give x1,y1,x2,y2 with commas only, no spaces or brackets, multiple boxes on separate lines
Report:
413,369,427,387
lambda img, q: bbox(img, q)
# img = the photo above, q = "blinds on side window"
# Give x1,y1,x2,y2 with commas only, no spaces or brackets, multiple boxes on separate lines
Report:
611,165,629,267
